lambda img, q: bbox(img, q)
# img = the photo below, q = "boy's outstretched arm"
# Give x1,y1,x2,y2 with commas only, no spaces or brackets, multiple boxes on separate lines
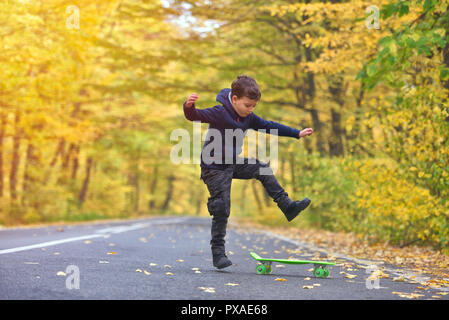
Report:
183,93,221,124
250,113,314,139
250,113,299,138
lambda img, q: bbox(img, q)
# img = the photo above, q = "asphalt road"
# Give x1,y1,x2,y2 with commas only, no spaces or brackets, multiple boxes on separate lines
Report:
0,216,447,300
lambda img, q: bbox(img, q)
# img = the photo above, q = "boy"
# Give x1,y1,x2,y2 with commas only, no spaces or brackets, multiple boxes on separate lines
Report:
183,75,314,269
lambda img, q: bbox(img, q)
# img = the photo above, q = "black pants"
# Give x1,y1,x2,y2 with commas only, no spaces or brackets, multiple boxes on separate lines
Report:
200,157,289,256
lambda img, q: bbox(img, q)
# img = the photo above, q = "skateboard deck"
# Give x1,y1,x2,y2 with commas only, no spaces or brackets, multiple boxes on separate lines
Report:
250,252,336,277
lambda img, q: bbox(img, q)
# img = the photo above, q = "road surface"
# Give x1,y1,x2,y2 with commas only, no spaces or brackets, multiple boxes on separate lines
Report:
0,216,447,300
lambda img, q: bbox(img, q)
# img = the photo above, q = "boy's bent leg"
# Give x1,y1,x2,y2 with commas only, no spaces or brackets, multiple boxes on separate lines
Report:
233,157,311,221
201,167,233,268
233,157,289,205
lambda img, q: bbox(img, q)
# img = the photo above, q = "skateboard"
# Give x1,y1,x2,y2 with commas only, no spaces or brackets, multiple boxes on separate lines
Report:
250,252,336,278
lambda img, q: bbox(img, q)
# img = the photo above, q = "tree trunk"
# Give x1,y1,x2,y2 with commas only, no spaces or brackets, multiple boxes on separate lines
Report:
148,165,159,210
329,107,345,157
161,174,175,212
71,144,80,180
0,111,6,197
289,153,297,196
251,179,263,212
22,142,39,206
10,111,21,202
310,108,327,156
78,157,93,206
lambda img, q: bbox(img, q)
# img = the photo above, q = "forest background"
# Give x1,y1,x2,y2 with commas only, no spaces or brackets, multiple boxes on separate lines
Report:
0,0,448,253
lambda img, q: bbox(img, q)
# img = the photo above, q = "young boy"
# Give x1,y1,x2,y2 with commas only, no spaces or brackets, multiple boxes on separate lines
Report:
183,75,314,269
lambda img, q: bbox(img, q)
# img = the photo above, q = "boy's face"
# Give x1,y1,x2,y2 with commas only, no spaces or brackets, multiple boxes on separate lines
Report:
231,95,258,117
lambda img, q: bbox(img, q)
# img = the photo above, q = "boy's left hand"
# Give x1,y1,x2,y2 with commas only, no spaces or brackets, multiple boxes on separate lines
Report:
299,128,314,138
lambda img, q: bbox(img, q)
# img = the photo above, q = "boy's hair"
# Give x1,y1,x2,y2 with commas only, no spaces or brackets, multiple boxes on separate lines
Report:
231,75,261,101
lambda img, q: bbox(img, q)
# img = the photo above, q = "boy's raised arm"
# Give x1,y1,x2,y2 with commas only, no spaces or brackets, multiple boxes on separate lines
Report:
250,113,301,139
183,93,221,124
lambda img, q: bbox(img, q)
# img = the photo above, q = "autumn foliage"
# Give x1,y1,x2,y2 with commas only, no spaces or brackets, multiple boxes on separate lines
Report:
0,0,448,252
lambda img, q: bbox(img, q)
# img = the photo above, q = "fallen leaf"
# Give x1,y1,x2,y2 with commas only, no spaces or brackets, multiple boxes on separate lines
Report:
84,240,92,244
313,283,321,287
343,272,357,279
149,263,157,267
275,278,287,282
304,277,311,281
107,251,117,255
144,270,151,275
56,271,66,276
275,264,285,268
225,283,239,286
136,269,142,272
191,267,200,271
393,275,405,282
165,272,174,276
176,259,184,262
436,292,448,296
302,285,314,289
164,265,172,269
99,260,109,264
198,287,215,293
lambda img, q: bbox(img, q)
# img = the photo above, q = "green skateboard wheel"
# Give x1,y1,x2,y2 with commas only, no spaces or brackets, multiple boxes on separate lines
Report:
313,267,324,278
256,264,266,275
265,265,272,274
323,268,330,278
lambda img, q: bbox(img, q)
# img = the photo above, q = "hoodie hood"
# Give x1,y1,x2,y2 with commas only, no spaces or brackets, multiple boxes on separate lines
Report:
216,88,241,120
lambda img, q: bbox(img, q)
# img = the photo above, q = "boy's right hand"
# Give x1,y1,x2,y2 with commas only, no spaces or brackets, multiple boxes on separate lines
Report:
185,93,199,108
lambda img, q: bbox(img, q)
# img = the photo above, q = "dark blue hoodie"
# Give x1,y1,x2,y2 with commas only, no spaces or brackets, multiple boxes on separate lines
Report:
183,88,301,170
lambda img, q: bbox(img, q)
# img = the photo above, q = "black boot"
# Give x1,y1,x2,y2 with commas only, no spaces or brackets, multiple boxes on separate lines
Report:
277,197,311,222
212,253,233,269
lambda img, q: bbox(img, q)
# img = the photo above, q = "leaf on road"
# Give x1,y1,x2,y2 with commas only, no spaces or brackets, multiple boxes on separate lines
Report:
107,251,117,255
149,263,158,266
176,259,184,262
56,271,66,276
164,265,172,269
393,275,405,282
84,240,92,244
198,287,215,293
136,269,142,272
392,291,425,299
99,260,109,264
340,271,357,279
139,237,147,243
275,278,287,282
275,264,285,268
143,270,151,275
225,283,239,286
304,277,311,281
165,272,174,276
302,285,314,289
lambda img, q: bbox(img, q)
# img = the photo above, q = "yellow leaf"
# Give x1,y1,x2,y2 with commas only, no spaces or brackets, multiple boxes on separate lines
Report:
275,278,287,282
